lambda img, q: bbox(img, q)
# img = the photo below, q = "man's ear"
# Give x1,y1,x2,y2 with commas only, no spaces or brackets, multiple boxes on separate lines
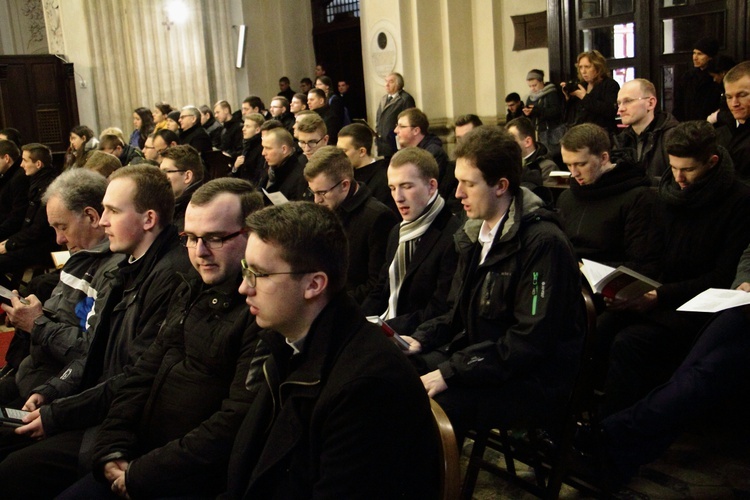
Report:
494,178,510,197
83,206,101,227
303,271,328,299
184,169,194,185
142,209,158,231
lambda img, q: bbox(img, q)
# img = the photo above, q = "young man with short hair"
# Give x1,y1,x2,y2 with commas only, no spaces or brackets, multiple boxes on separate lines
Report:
304,146,397,303
403,126,583,443
225,201,439,498
362,147,460,334
159,144,205,231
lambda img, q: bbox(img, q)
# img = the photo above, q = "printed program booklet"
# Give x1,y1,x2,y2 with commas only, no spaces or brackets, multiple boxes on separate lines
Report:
580,259,661,301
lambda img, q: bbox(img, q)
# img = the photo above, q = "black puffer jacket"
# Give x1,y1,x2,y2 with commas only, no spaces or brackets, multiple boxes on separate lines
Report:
38,225,192,435
613,110,679,180
91,273,266,498
556,159,663,278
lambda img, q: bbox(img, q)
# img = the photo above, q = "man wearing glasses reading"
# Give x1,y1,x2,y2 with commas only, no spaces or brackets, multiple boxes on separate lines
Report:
304,147,397,304
225,202,439,499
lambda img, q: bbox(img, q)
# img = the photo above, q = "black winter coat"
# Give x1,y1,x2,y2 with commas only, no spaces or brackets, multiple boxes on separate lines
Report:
224,293,440,499
556,159,663,278
0,161,29,240
179,124,213,155
613,110,680,180
91,273,266,498
566,77,620,135
5,165,58,254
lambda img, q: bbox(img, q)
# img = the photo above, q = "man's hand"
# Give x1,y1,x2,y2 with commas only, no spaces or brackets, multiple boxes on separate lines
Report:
399,335,422,356
105,460,130,498
605,290,658,313
234,155,245,168
2,293,42,332
14,409,45,439
736,282,750,292
522,105,534,116
0,240,7,255
22,393,45,411
421,369,448,398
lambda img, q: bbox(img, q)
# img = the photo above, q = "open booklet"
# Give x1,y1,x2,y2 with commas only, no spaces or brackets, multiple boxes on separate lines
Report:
677,288,750,313
580,259,661,301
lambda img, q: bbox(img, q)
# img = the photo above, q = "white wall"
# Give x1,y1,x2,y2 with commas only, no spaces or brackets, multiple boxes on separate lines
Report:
501,0,550,105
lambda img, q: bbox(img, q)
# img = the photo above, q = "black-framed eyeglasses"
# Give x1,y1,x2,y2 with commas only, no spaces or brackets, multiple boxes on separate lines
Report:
298,137,326,148
179,229,246,249
307,179,344,198
395,123,414,129
161,169,186,174
615,97,651,108
240,258,314,287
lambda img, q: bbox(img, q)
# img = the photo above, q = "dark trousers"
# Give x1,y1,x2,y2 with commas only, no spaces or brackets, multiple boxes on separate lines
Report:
601,307,750,477
598,310,707,416
0,429,85,499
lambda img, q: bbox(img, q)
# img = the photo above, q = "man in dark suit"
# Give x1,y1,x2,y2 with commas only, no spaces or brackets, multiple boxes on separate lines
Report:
362,147,460,335
224,201,439,499
304,146,398,303
178,106,213,155
375,72,416,158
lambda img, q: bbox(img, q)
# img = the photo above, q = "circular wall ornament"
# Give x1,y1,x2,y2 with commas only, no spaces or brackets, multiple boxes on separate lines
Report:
369,21,398,80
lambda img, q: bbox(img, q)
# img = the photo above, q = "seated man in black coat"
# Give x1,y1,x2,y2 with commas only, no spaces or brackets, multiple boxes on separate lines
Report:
258,127,308,202
0,139,29,241
0,165,192,497
57,179,267,498
231,113,265,185
177,105,213,156
362,147,460,335
557,123,663,279
0,143,59,289
224,202,439,499
304,147,398,303
723,61,750,180
402,126,584,443
599,121,750,417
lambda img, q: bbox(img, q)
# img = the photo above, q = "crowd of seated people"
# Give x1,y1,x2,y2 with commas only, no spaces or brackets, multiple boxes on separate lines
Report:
0,53,747,498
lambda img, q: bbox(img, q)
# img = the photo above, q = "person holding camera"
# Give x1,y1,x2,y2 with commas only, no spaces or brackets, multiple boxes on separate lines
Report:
562,50,620,136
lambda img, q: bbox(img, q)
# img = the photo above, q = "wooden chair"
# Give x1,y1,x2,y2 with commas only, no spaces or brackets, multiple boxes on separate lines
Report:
430,398,461,500
459,286,603,499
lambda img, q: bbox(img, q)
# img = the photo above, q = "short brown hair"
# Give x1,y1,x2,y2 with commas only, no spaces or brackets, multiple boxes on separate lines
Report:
560,123,610,156
84,151,121,177
304,146,353,181
724,60,750,85
190,178,263,227
109,164,175,227
338,123,373,155
454,126,521,195
264,127,295,148
160,145,205,183
0,139,20,161
398,108,429,134
21,143,52,167
296,113,327,135
389,147,438,182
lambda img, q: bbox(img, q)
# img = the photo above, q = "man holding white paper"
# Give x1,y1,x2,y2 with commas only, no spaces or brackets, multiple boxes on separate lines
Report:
599,121,750,416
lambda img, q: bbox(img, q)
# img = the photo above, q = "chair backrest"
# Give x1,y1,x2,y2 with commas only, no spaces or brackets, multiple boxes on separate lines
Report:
430,398,460,500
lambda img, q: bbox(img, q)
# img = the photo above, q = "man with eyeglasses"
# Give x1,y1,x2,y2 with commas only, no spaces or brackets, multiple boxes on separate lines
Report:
258,127,308,203
159,144,205,231
141,133,159,162
304,146,397,303
54,179,267,498
613,78,678,181
269,96,295,135
0,165,191,497
177,105,212,156
395,108,449,186
296,113,329,162
225,201,439,499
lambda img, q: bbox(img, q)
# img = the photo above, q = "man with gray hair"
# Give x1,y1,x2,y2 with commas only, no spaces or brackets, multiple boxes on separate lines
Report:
178,105,212,155
376,72,416,157
0,168,124,407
